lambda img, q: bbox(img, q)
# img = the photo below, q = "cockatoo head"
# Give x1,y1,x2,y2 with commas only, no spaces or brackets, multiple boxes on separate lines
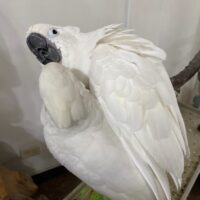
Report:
26,24,82,66
26,24,98,85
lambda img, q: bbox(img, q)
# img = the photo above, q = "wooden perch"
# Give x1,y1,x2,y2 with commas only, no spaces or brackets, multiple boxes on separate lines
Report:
170,51,200,91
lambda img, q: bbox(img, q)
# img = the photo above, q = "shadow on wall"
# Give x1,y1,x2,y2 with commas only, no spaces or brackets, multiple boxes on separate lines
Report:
0,25,35,143
0,13,47,172
0,9,43,136
0,141,34,174
191,15,200,54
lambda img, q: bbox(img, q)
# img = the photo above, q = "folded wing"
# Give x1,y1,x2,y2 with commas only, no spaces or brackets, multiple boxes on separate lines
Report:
90,27,189,199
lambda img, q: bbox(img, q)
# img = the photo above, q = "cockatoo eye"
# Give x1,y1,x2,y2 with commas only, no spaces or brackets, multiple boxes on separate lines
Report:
48,28,59,38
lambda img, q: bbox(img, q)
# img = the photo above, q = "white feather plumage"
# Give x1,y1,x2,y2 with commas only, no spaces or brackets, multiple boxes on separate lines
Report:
29,24,189,200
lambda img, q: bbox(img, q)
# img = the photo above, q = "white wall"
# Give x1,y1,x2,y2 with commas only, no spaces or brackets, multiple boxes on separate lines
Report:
0,0,126,174
128,0,200,76
0,0,199,174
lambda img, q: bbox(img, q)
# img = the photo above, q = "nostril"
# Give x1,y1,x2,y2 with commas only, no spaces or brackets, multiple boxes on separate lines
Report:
37,48,48,57
41,51,46,55
37,47,45,51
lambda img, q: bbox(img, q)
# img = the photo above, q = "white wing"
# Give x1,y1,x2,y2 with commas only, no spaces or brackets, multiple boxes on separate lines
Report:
90,26,189,200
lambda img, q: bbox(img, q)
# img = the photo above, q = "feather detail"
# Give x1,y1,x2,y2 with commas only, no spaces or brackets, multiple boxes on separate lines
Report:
97,24,166,63
39,62,87,128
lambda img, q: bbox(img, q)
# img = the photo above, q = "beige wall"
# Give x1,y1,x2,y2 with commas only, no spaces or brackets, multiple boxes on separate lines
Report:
129,0,200,76
128,0,200,104
0,0,199,174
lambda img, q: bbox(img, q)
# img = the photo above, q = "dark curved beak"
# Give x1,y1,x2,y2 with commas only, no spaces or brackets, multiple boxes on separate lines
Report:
26,33,61,65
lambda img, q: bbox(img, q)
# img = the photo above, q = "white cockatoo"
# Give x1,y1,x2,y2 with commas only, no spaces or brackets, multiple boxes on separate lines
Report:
26,24,189,200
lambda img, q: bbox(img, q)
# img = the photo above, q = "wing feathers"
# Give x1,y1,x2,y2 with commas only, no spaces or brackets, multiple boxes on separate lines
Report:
90,39,188,199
